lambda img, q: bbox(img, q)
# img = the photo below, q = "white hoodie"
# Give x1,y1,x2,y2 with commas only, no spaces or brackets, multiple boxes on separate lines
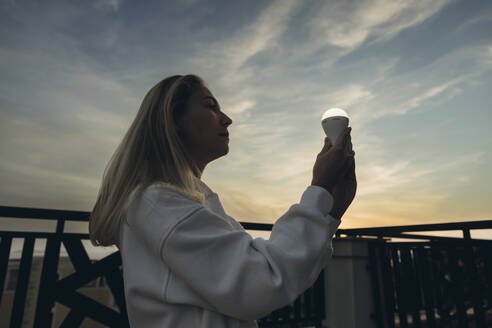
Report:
119,178,340,327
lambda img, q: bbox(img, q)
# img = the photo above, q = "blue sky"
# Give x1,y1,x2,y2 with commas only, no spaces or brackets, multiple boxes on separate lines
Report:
1,0,491,246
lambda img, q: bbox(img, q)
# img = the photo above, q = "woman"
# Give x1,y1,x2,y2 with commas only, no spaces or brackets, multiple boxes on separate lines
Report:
89,74,356,328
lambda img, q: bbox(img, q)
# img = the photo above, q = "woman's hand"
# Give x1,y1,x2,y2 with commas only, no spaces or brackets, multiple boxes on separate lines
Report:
329,153,357,220
311,127,352,192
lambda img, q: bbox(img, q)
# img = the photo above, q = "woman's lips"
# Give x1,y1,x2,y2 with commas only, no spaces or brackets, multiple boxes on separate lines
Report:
219,134,229,141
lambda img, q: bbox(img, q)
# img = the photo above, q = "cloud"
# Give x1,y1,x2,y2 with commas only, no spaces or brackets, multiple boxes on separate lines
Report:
94,0,121,12
352,43,492,122
309,0,452,51
0,24,141,211
227,100,256,115
188,0,300,86
356,151,485,196
456,5,492,32
401,76,465,115
325,84,375,111
372,74,472,119
356,160,411,196
409,79,460,108
342,191,449,228
481,45,492,68
341,151,487,228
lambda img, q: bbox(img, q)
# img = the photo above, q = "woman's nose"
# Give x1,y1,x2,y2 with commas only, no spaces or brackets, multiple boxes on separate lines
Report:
221,113,232,126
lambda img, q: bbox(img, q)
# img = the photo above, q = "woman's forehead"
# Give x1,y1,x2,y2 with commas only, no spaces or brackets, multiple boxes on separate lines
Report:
197,87,212,98
192,87,215,102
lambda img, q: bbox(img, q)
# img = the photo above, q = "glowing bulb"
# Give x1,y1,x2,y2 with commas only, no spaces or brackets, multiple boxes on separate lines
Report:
321,108,350,144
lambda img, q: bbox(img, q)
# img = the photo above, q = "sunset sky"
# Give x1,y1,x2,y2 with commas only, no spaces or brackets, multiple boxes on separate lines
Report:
1,0,491,256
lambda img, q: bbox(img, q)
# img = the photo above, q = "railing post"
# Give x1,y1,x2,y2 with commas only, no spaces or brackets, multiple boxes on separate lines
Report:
367,242,385,328
462,228,486,326
10,236,35,328
448,245,468,327
322,238,378,328
33,219,64,327
0,235,13,305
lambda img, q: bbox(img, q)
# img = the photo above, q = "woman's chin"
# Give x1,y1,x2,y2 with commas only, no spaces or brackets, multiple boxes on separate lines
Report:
218,146,229,157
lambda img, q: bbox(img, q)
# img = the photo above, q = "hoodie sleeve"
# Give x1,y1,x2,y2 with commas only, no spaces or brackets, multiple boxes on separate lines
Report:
157,185,341,321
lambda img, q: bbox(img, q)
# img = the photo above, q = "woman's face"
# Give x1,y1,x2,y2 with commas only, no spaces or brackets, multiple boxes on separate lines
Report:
177,87,233,169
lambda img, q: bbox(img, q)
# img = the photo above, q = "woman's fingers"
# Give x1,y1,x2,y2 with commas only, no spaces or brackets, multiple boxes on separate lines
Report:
340,157,353,176
346,156,356,180
334,127,351,150
322,137,333,151
345,138,353,156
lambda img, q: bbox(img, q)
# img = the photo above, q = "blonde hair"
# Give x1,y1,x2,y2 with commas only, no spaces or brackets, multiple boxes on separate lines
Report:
89,74,208,247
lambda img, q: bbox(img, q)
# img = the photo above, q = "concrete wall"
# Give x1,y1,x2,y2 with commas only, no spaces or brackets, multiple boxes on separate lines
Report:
322,238,378,328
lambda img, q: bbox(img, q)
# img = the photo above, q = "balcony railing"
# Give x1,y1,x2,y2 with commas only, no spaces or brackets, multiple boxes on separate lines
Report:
339,221,492,327
1,205,491,327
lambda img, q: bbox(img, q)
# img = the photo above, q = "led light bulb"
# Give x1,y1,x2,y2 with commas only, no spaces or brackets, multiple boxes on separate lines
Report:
321,108,350,145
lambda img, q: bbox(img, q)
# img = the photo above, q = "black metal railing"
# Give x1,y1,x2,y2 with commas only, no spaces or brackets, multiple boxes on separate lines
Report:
0,206,129,328
0,206,325,328
2,205,491,328
338,221,492,328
